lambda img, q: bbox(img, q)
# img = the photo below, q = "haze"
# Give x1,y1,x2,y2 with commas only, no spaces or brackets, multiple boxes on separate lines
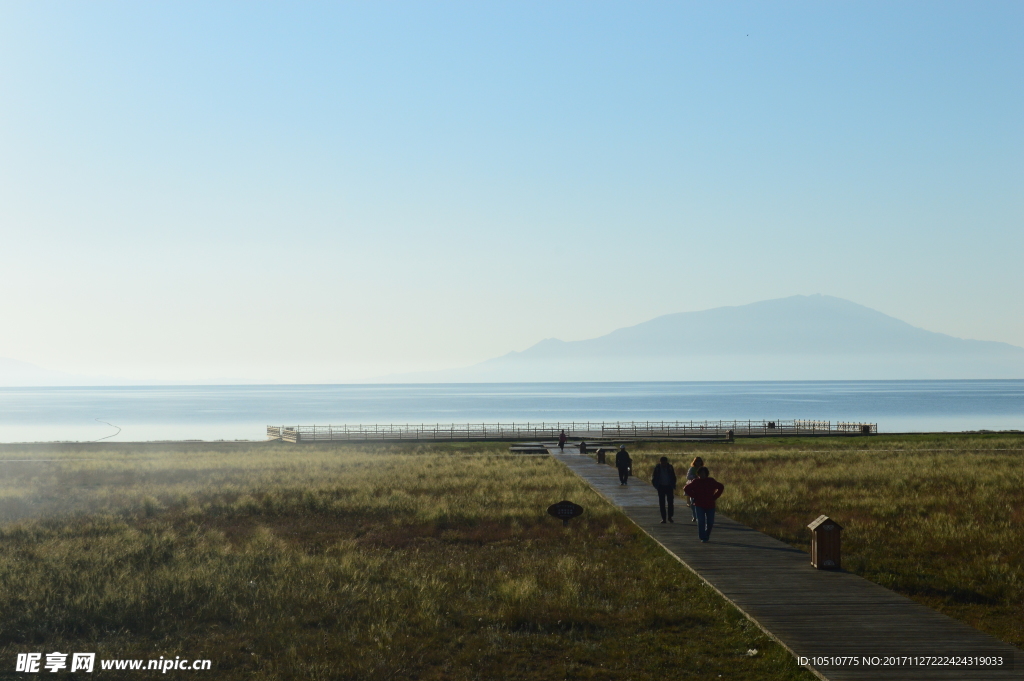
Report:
1,2,1021,383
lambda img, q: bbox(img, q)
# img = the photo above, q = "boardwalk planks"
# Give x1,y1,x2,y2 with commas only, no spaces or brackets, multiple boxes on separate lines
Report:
551,449,1022,681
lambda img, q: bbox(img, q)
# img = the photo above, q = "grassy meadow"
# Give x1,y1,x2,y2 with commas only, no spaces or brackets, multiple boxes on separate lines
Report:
0,442,812,680
621,433,1024,650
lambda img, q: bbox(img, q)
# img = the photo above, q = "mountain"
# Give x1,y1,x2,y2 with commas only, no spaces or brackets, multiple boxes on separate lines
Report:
0,357,100,387
0,358,268,387
389,295,1024,382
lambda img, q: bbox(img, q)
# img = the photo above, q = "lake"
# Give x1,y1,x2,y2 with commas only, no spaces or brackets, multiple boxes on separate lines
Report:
0,380,1021,442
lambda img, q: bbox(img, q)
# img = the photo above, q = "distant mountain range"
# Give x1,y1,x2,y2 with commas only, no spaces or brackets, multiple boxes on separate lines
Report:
5,295,1023,385
0,358,261,387
0,357,98,386
389,295,1024,382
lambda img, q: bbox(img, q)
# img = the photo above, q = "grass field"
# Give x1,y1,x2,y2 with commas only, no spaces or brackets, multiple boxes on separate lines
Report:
623,433,1024,650
0,442,812,680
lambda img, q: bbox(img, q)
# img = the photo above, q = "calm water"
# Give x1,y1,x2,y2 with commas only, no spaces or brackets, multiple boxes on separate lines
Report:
0,381,1021,442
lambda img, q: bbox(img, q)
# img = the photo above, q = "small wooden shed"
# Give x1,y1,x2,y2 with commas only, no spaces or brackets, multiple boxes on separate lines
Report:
807,515,843,570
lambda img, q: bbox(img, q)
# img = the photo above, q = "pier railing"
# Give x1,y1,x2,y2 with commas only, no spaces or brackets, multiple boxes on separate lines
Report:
267,420,877,442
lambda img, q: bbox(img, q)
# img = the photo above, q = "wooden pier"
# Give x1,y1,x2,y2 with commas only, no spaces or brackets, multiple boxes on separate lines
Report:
551,449,1021,680
267,419,877,443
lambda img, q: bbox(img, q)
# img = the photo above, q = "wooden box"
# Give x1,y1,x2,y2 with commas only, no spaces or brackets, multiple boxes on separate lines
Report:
808,515,843,570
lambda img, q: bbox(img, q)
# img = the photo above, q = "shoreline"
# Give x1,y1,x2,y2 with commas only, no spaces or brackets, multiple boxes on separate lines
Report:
1,430,1023,447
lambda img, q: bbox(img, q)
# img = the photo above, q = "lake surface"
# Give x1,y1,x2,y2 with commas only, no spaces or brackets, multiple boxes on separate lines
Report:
0,380,1021,442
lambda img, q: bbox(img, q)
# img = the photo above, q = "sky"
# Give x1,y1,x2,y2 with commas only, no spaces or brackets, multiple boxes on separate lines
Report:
1,1,1021,383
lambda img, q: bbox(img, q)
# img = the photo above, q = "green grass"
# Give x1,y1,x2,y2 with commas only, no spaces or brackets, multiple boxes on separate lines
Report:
0,442,812,680
622,433,1024,650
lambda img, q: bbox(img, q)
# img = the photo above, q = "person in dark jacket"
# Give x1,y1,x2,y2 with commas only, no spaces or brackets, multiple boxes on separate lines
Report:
614,445,632,485
558,430,567,451
651,456,677,523
682,467,725,542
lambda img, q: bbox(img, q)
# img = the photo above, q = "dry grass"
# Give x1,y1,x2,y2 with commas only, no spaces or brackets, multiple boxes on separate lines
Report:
622,433,1024,650
0,442,813,680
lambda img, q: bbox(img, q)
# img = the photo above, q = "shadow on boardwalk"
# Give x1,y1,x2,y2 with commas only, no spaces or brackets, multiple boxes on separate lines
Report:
551,449,1022,681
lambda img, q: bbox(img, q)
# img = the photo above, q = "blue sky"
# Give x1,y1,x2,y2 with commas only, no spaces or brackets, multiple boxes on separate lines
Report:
1,1,1021,382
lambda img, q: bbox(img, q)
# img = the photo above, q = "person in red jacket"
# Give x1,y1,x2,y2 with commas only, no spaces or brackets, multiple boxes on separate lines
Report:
682,467,724,542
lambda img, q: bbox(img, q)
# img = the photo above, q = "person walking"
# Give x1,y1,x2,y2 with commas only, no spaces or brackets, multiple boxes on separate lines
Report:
558,429,567,451
683,466,725,542
685,456,704,522
651,456,677,523
614,445,632,485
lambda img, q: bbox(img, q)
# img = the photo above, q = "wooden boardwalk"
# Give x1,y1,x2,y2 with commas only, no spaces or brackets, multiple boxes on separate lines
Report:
269,419,876,443
550,449,1022,680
